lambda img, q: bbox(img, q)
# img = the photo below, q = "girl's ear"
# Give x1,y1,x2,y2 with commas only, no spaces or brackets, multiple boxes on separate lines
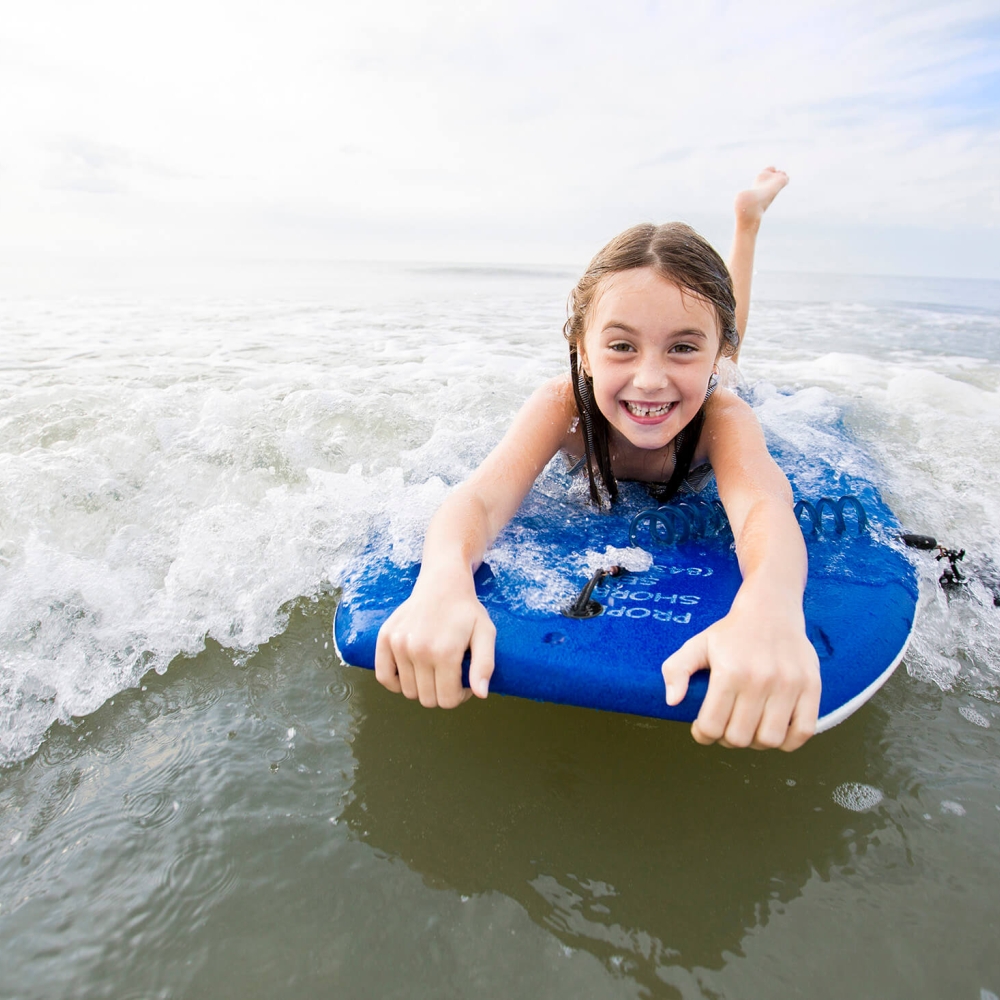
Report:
579,347,591,377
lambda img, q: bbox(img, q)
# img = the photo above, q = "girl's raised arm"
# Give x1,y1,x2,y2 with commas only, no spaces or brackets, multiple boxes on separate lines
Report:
374,376,577,708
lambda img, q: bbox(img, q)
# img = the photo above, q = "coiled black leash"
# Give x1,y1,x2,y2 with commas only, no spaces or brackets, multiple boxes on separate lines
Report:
629,494,869,547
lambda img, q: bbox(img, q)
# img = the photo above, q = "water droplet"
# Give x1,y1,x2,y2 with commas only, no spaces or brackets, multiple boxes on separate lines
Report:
941,800,966,816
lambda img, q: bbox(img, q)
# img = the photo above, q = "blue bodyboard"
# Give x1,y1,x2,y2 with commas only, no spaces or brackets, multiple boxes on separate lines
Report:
333,441,918,731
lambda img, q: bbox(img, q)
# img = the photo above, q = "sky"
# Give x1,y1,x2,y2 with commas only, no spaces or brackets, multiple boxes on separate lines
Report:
1,0,998,278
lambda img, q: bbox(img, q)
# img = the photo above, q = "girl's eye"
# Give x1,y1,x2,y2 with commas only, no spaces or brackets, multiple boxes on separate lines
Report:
670,343,697,354
608,342,634,353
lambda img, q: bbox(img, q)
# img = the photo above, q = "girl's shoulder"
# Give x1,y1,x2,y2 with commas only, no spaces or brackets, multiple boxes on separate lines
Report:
697,384,774,487
703,385,756,425
514,374,583,459
536,372,576,404
536,374,584,456
500,374,581,458
695,387,760,464
529,374,579,425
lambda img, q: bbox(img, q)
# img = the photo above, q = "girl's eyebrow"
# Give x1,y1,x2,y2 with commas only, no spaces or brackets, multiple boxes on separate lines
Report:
601,321,709,340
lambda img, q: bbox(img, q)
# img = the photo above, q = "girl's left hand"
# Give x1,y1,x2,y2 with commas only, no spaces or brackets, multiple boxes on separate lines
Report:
660,593,821,751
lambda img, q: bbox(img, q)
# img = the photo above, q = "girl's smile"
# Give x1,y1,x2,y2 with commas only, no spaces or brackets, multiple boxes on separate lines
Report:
621,399,678,422
580,267,721,453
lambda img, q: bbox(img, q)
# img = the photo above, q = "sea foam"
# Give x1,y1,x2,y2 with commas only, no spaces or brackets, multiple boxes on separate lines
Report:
2,269,999,764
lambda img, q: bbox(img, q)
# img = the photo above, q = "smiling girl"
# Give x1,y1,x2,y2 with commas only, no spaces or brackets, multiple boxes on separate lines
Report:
375,167,821,751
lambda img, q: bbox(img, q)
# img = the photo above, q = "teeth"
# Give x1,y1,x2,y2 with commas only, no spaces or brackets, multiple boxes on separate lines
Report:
625,401,673,417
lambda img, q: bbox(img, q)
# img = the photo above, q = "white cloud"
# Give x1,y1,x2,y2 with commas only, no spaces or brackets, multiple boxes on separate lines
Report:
0,0,997,275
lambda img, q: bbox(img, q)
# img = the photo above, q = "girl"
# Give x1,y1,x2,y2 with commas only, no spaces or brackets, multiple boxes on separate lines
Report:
375,167,821,752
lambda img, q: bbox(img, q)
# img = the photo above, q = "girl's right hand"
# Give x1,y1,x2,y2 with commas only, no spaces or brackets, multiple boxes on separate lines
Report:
373,576,496,708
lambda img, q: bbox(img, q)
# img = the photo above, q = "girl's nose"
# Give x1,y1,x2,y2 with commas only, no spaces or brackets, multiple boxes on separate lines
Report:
632,355,666,392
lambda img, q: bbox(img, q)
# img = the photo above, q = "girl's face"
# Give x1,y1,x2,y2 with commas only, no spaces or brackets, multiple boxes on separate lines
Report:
580,267,721,453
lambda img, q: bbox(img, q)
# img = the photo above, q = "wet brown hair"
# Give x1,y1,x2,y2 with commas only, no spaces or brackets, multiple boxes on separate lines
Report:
564,222,738,507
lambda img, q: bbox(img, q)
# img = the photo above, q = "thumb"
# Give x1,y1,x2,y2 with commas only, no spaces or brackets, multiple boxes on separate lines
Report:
467,614,496,699
661,631,709,706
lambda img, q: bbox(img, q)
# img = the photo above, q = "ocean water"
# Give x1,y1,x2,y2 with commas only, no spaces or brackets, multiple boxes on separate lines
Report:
1,259,998,999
